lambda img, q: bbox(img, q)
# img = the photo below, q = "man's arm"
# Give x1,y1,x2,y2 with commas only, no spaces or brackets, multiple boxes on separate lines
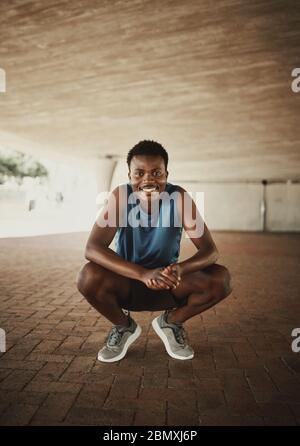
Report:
85,186,145,281
175,186,219,276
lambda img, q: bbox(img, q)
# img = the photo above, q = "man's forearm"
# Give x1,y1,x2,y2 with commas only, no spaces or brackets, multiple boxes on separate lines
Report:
85,245,145,281
178,248,219,276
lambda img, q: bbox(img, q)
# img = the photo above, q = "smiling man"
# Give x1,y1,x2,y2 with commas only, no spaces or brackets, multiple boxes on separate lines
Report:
77,140,232,362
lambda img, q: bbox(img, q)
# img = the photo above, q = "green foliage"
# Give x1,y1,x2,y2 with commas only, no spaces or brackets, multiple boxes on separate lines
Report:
0,151,48,184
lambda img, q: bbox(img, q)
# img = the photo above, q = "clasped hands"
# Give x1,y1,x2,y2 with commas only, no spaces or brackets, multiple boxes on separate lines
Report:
142,263,182,290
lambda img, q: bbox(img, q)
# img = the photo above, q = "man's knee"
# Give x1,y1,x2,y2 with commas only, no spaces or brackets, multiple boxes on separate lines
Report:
76,261,107,301
211,266,233,301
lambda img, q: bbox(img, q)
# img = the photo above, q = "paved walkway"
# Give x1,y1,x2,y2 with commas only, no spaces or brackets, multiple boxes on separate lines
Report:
0,232,300,426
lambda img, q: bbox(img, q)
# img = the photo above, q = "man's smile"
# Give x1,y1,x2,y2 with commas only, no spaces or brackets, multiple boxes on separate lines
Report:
138,184,160,193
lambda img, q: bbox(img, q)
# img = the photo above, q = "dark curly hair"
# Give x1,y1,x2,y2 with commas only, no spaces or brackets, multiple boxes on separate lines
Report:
127,140,168,169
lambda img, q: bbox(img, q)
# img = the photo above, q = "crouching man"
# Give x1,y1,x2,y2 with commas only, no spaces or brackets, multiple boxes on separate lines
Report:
77,140,232,362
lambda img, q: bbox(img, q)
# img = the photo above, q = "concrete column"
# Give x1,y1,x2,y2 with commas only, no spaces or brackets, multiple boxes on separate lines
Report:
94,156,117,209
94,156,117,193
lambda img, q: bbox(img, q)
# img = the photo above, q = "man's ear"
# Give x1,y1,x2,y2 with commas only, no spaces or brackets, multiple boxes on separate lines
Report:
166,170,169,179
128,171,131,181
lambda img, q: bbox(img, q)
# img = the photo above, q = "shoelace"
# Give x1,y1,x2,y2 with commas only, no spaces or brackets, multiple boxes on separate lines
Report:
164,311,186,346
106,327,123,347
172,323,186,346
106,320,132,349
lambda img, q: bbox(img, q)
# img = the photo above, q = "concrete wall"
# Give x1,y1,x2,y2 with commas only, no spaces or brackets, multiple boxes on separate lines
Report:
266,182,300,232
177,182,263,231
0,188,27,216
109,160,300,232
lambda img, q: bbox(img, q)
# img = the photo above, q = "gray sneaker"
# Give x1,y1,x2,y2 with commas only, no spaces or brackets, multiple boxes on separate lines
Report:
152,311,194,360
98,315,141,363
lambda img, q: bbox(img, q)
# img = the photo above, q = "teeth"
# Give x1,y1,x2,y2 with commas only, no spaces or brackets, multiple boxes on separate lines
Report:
142,187,157,191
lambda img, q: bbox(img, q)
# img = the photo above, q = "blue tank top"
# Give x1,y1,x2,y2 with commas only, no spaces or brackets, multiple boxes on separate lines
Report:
115,182,183,268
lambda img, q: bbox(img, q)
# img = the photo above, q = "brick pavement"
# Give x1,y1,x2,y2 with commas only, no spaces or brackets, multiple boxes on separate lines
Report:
0,231,299,426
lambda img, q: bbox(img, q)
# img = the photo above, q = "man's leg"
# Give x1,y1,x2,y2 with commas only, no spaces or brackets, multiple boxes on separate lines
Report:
151,263,232,360
77,261,142,363
76,261,131,327
167,263,233,324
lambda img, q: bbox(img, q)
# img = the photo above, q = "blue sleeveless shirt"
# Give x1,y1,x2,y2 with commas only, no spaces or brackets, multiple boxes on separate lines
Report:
115,182,183,268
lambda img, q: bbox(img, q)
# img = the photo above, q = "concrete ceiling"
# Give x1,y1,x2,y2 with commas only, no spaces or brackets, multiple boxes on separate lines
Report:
0,0,300,181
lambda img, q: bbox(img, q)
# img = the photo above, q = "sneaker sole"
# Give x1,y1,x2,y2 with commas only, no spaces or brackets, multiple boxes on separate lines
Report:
152,316,194,360
97,324,142,363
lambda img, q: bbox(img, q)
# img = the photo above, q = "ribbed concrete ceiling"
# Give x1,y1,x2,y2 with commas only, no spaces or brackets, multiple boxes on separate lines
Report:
0,0,299,180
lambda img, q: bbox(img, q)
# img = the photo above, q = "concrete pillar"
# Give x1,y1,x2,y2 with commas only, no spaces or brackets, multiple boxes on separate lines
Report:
94,156,117,208
95,156,117,192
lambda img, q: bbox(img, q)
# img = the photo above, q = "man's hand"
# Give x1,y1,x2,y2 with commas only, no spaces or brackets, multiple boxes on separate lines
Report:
162,263,182,282
141,264,182,290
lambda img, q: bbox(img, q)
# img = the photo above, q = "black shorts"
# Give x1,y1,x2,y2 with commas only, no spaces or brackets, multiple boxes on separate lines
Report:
118,279,188,312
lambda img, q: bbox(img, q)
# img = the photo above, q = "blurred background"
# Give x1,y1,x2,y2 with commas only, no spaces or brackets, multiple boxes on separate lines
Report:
0,148,97,237
0,0,299,238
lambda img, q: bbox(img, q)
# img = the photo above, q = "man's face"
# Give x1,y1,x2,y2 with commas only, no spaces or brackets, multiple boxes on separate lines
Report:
128,155,168,199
